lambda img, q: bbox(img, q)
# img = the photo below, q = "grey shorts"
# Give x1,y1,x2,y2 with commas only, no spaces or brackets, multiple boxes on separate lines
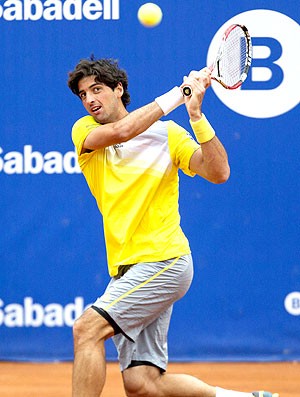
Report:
92,254,193,372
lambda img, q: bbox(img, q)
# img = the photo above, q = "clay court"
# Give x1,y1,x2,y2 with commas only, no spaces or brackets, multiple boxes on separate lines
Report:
0,361,298,396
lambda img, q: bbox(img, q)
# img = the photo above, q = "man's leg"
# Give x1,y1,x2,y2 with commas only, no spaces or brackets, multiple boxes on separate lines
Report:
72,307,114,397
123,365,215,397
122,365,278,397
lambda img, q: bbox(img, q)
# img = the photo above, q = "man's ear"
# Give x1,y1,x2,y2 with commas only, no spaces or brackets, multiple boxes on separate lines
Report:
115,82,124,98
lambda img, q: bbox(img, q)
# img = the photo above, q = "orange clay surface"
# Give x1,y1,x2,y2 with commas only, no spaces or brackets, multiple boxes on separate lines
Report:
0,361,298,397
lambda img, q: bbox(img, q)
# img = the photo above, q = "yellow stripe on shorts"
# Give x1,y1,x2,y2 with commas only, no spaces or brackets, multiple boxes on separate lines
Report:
104,256,180,311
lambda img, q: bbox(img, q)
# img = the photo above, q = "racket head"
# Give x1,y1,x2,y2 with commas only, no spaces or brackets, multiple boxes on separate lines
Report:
210,24,252,90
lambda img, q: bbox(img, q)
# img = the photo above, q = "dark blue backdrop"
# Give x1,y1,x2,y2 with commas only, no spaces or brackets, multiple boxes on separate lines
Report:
1,0,299,362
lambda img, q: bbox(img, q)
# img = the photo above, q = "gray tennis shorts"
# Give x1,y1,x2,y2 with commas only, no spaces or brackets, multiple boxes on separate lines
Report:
92,254,193,372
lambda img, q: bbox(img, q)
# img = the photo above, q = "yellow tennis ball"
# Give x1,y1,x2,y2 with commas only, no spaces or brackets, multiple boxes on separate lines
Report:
137,3,163,28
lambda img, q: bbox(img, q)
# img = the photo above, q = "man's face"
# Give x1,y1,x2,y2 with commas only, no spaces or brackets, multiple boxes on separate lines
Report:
78,76,124,124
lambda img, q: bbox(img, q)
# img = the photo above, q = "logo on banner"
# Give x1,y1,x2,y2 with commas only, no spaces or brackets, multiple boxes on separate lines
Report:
0,0,119,21
284,292,300,316
208,10,300,118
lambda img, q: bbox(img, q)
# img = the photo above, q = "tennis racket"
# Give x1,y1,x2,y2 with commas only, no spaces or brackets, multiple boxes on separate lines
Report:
182,24,252,96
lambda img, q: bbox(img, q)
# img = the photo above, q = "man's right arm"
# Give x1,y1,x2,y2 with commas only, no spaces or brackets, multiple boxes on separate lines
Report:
83,102,164,151
83,86,184,151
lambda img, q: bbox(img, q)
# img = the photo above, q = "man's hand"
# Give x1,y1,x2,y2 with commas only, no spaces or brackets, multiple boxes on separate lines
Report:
180,67,212,121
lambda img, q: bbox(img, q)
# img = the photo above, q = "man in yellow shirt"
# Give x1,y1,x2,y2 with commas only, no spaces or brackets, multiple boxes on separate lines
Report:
68,58,278,397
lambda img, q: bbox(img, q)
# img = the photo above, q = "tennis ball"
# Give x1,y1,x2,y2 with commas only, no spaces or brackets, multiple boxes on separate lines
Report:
137,3,163,28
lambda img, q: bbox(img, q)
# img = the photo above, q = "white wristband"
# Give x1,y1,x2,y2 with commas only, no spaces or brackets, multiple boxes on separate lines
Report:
155,86,184,115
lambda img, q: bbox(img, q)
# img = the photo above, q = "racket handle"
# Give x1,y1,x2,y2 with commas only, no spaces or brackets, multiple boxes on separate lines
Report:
182,85,192,97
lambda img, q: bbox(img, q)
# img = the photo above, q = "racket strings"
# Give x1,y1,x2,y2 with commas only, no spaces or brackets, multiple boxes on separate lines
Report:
213,27,249,88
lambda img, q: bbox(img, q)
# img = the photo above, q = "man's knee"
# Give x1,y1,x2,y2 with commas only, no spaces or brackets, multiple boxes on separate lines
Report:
73,307,114,348
124,378,153,397
72,316,89,346
123,366,160,397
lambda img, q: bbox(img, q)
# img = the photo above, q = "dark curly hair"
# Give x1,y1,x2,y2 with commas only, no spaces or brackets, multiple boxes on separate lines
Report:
67,57,130,108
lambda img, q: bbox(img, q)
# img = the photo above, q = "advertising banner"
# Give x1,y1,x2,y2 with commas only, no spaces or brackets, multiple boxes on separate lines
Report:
1,0,299,362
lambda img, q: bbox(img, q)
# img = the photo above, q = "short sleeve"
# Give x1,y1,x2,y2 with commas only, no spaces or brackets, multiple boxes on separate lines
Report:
72,115,100,156
167,120,200,176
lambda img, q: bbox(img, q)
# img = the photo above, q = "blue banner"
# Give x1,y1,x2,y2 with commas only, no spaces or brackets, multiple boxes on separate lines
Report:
1,0,299,362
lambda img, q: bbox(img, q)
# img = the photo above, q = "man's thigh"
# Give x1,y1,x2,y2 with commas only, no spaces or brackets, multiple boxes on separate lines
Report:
92,255,193,341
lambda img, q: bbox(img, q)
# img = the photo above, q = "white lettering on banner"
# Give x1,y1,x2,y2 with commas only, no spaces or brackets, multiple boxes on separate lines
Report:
0,145,81,174
0,297,90,327
0,0,119,21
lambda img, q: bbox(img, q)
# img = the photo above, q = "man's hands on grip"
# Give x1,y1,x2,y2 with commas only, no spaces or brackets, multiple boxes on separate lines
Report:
180,67,212,121
154,67,211,118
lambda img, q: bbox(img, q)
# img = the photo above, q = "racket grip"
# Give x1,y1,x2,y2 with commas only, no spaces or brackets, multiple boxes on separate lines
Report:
182,85,192,97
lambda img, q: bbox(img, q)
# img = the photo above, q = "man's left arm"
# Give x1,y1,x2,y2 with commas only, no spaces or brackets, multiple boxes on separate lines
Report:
189,135,230,184
182,68,230,184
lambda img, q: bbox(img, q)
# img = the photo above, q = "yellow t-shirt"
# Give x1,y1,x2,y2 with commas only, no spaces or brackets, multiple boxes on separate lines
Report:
72,115,200,276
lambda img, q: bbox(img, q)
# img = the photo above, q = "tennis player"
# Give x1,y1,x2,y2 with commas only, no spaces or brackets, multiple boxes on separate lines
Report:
68,57,278,397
